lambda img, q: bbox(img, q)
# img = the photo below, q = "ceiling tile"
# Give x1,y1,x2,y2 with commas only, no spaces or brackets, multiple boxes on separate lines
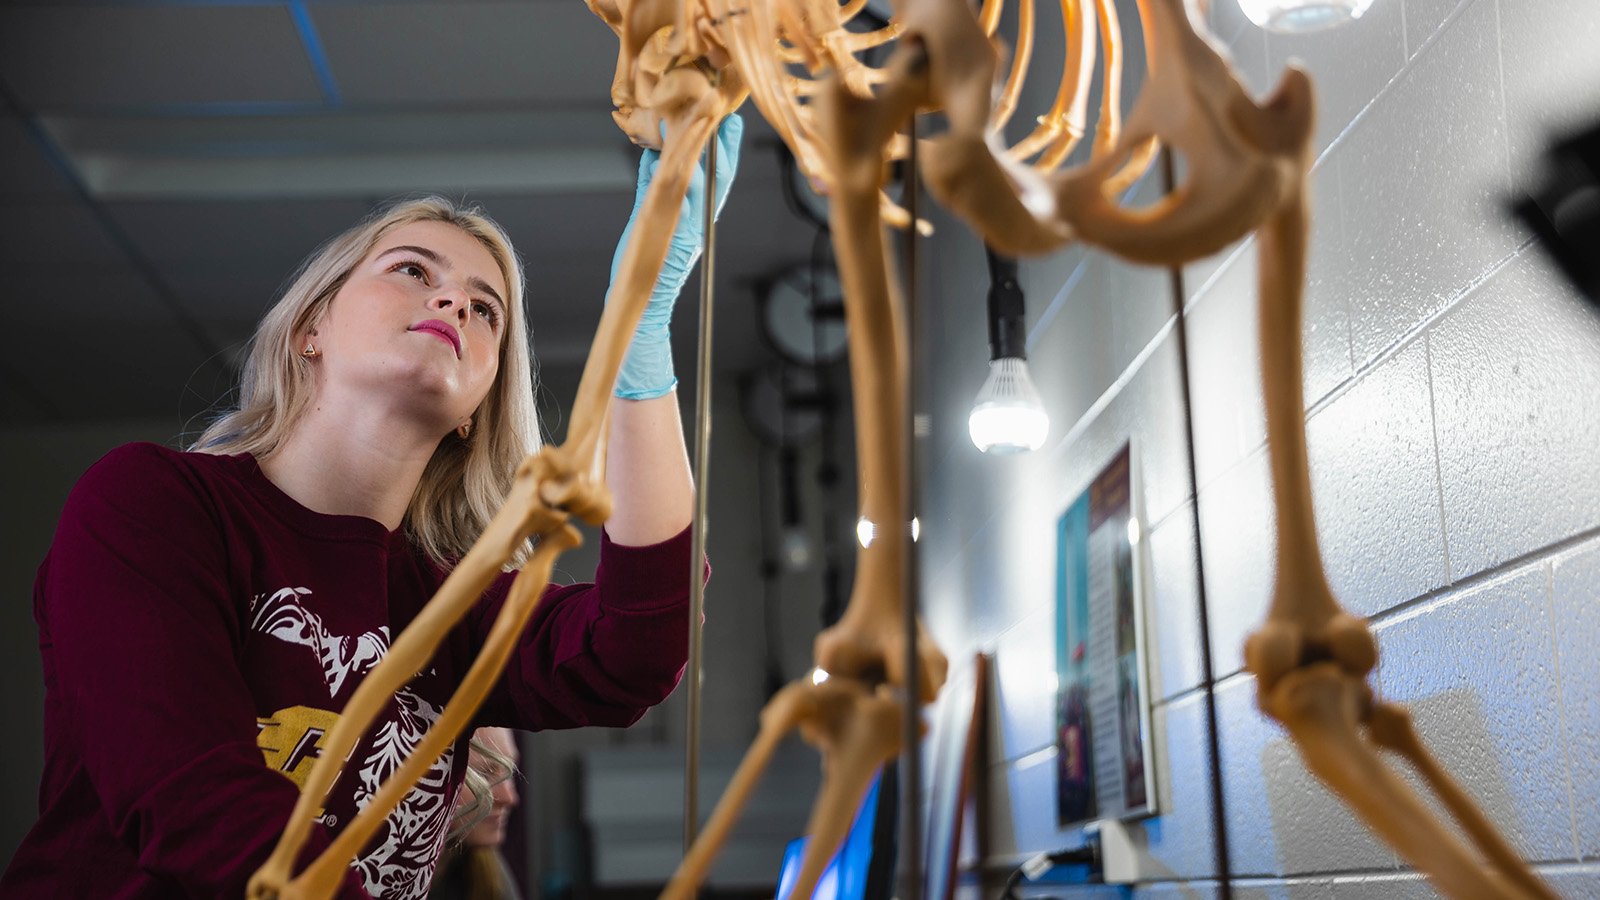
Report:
0,357,59,424
104,197,373,273
0,6,323,110
0,115,76,197
10,264,169,325
0,391,44,425
514,255,608,315
16,320,233,424
310,2,617,105
469,189,635,258
164,263,307,335
0,201,123,266
8,264,224,379
45,108,628,157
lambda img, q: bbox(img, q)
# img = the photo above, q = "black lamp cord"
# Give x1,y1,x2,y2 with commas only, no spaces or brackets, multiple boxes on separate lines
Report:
999,845,1101,899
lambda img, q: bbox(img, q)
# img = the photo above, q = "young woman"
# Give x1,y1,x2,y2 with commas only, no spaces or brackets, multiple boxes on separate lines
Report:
2,117,742,899
431,727,524,900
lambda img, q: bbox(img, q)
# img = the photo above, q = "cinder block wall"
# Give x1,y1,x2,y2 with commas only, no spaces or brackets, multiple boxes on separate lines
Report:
915,0,1600,895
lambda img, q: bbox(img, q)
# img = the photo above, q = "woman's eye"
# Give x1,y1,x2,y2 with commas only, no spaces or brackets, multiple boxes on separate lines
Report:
394,261,427,281
472,301,500,327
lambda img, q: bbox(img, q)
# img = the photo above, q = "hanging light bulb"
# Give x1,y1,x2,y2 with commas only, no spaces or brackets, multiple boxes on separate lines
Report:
970,245,1049,454
969,358,1050,453
1237,0,1376,33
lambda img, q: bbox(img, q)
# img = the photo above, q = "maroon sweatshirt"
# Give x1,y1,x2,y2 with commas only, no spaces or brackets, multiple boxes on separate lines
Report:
2,443,697,899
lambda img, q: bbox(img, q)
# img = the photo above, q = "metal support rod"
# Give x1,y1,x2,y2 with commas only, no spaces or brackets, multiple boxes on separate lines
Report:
899,119,925,900
1161,149,1233,900
684,128,720,864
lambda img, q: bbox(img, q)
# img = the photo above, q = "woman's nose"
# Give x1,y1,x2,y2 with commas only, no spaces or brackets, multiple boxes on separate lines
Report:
492,777,518,807
428,288,470,320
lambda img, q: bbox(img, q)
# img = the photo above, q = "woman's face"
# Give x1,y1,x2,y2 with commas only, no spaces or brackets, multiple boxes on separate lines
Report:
459,727,520,848
313,220,510,430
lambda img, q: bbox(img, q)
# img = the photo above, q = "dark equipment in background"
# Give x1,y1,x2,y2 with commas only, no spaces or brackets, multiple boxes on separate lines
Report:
1513,119,1600,310
773,765,899,900
760,261,849,368
742,363,839,698
757,146,861,632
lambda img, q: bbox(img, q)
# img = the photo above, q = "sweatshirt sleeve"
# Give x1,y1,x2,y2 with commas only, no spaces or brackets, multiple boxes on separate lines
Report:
37,444,370,898
471,524,706,730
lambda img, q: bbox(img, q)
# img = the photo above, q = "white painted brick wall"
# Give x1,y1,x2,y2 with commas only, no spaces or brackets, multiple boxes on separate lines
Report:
1552,541,1600,859
914,0,1600,893
1375,568,1576,860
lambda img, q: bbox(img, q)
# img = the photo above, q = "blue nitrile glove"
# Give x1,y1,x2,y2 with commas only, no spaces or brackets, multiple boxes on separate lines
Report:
609,113,744,400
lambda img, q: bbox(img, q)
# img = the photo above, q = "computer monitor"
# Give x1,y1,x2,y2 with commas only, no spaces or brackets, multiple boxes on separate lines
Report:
773,765,897,900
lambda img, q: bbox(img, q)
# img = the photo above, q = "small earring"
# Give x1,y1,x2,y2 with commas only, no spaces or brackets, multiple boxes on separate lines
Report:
456,419,472,440
301,343,319,359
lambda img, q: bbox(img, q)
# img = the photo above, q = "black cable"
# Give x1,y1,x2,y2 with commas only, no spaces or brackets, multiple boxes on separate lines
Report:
999,846,1100,900
1161,150,1234,899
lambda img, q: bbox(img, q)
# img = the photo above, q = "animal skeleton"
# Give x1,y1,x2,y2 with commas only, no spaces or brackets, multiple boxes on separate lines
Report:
246,0,1558,897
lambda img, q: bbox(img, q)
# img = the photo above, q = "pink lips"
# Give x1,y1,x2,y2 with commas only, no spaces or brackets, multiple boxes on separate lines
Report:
409,319,461,358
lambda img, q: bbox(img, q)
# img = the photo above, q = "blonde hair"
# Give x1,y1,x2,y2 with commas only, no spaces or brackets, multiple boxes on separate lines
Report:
193,197,540,568
447,730,521,846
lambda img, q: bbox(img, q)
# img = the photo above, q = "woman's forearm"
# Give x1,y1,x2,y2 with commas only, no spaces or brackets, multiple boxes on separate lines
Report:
603,392,694,545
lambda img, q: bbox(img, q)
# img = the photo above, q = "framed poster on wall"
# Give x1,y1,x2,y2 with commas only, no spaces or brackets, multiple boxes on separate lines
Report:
1054,443,1156,827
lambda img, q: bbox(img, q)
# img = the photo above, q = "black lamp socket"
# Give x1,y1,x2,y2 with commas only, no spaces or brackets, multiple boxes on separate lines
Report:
985,244,1028,361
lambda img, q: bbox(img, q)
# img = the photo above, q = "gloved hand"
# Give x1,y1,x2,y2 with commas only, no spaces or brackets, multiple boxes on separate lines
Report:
609,113,744,400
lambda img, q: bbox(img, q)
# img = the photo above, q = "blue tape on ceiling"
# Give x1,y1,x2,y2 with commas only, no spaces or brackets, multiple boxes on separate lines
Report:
288,0,342,107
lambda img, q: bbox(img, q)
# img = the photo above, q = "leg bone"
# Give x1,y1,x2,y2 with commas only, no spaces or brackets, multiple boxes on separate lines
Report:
1368,703,1560,900
810,62,949,701
1265,664,1543,900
